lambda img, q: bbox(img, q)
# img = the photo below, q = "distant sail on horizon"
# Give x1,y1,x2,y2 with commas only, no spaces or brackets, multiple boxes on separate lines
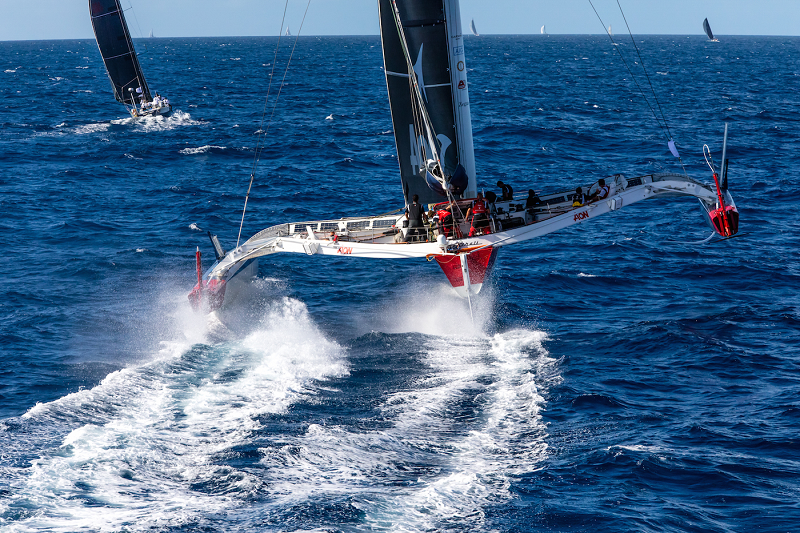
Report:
541,25,547,35
608,25,613,36
285,26,291,36
703,18,717,41
470,19,479,37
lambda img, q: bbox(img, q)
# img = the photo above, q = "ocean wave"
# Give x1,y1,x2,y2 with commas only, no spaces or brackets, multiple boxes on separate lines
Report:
7,297,347,532
249,327,559,531
112,110,203,132
74,123,110,135
180,145,226,155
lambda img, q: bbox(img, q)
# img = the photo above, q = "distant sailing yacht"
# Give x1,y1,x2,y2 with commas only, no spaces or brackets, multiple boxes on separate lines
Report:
88,0,171,118
607,25,613,36
148,29,154,38
703,18,719,42
285,26,291,36
470,19,479,36
541,25,547,35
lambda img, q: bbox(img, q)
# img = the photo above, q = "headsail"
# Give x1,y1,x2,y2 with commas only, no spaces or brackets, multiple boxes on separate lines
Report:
378,0,476,204
470,19,479,37
89,0,151,105
703,18,715,41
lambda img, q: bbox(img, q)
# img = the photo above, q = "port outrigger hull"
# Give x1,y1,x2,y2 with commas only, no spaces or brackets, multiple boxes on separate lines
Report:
189,172,739,311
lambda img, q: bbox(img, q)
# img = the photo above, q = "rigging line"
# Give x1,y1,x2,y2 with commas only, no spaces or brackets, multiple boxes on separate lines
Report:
256,0,312,163
616,1,690,177
586,0,668,139
390,0,441,164
247,1,290,182
125,1,146,41
616,0,673,140
235,0,297,248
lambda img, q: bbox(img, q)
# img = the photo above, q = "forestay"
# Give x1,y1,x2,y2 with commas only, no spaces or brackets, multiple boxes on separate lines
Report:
89,0,151,105
378,0,476,205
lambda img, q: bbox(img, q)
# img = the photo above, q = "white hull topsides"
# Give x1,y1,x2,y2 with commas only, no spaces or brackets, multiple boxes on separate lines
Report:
193,172,736,309
131,103,172,118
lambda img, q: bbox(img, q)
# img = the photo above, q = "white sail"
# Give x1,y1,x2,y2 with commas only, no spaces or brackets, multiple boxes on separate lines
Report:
148,29,154,38
285,27,291,36
445,0,477,198
541,25,546,35
607,25,613,36
470,19,479,36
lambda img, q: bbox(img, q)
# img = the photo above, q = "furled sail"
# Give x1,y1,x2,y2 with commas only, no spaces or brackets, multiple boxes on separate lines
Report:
89,0,150,105
703,18,715,41
378,0,476,204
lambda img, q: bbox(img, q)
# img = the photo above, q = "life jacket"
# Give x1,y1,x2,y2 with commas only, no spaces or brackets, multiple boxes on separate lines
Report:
598,185,610,199
437,209,452,222
472,199,487,215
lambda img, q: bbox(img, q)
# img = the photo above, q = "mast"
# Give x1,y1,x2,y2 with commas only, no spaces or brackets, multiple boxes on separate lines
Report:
89,0,151,105
378,0,476,204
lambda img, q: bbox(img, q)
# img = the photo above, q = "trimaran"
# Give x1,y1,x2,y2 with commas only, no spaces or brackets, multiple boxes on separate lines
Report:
188,0,740,314
89,0,172,118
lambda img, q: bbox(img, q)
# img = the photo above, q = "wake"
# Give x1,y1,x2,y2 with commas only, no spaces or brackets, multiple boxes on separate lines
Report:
0,296,347,532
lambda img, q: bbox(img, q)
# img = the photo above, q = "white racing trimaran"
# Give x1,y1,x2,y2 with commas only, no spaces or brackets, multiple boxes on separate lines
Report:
189,0,740,314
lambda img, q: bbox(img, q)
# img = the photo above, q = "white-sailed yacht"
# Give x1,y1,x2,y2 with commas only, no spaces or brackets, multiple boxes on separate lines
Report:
188,0,739,312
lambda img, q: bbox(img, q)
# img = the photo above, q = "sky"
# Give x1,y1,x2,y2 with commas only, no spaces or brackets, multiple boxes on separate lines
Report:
0,0,798,41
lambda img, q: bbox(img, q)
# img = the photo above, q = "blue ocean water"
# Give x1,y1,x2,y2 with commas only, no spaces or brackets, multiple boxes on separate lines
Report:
1,33,799,532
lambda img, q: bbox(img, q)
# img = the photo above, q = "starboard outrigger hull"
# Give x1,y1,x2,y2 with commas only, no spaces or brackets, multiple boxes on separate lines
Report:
189,172,739,312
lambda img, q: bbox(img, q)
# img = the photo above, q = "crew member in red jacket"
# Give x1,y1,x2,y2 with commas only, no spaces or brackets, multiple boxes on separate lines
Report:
466,192,490,237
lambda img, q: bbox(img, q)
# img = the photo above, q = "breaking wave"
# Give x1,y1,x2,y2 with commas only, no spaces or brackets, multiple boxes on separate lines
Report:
1,297,348,532
180,145,226,155
111,110,203,132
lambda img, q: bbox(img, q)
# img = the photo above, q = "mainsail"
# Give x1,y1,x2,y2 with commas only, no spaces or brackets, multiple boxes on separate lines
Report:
471,19,479,37
541,25,547,35
89,0,151,105
378,0,476,205
703,18,715,41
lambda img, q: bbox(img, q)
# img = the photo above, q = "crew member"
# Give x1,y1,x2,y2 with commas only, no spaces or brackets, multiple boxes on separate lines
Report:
572,187,585,207
526,189,542,209
497,180,514,201
588,179,610,203
465,192,490,237
405,194,428,241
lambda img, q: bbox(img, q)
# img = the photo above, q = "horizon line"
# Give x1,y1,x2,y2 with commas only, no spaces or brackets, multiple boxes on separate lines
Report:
3,33,798,43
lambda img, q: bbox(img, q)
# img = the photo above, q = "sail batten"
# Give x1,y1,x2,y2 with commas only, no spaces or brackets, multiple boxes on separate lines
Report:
89,0,150,105
379,0,476,204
